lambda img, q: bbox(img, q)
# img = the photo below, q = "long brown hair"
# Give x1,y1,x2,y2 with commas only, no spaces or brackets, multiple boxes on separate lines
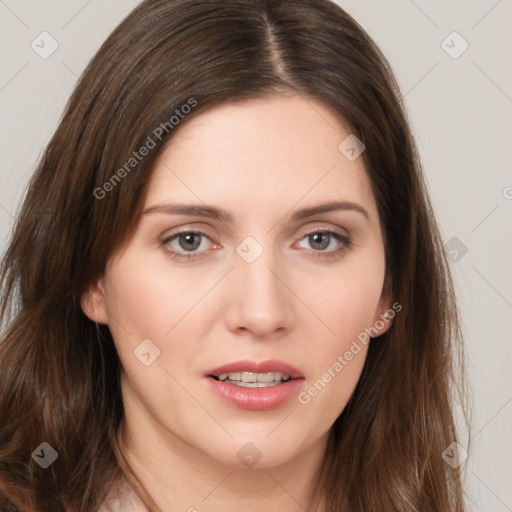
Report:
0,0,470,510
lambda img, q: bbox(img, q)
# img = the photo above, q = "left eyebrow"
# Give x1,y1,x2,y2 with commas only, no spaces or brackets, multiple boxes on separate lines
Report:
290,201,370,222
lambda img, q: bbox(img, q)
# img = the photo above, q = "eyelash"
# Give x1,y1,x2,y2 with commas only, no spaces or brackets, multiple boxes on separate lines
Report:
298,229,352,260
161,229,213,260
161,228,352,260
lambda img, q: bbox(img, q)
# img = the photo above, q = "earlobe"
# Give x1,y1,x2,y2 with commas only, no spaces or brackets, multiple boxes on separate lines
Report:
80,278,109,324
372,303,394,337
372,279,395,338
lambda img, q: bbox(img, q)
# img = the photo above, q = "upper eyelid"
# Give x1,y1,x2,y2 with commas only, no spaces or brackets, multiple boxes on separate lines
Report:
162,221,350,238
300,225,349,236
162,226,212,240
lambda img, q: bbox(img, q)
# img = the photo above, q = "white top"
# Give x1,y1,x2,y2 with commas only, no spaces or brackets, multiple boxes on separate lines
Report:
97,477,150,512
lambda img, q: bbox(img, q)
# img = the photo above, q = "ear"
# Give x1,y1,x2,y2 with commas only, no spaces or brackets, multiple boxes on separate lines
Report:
371,276,396,338
80,277,109,324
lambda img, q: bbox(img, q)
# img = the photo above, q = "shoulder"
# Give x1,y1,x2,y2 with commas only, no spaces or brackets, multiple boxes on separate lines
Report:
97,476,149,512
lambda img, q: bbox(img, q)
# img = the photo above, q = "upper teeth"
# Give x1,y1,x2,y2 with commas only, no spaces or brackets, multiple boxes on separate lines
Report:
218,371,290,382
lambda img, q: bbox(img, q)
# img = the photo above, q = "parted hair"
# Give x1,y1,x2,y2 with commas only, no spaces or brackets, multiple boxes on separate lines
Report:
0,0,469,510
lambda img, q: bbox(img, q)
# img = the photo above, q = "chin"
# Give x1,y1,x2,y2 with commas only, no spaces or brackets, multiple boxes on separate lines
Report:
202,432,311,470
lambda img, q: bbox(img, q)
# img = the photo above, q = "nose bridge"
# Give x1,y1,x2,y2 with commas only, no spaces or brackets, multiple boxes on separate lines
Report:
226,240,294,335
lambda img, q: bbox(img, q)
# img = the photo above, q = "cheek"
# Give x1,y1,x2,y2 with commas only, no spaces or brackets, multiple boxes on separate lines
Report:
104,252,222,382
292,247,384,413
299,246,386,345
105,251,209,340
107,273,171,341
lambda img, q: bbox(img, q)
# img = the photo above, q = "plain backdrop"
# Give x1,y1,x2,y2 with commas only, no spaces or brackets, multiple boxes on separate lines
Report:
0,1,511,510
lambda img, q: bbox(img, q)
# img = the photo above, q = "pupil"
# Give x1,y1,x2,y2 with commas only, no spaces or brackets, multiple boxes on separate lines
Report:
310,232,329,250
179,233,201,251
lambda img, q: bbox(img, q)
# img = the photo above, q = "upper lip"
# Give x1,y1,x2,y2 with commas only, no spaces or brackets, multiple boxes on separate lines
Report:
206,359,305,379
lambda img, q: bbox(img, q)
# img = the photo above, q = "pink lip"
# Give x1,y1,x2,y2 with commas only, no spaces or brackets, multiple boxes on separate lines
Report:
205,359,304,379
204,359,305,411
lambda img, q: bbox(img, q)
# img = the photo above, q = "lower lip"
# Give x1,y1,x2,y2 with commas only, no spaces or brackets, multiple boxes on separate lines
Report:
206,377,304,411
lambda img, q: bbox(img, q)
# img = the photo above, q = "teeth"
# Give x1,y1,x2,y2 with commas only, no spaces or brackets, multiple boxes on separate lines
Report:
242,372,258,383
256,372,275,383
216,371,291,385
227,381,281,388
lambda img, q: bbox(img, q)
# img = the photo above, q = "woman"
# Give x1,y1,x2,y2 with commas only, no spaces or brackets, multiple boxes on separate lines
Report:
0,0,469,510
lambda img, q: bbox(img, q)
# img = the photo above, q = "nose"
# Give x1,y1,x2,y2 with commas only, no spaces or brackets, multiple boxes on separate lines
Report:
224,250,295,339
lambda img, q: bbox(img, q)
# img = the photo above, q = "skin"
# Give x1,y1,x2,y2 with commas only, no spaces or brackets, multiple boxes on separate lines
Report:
82,94,393,512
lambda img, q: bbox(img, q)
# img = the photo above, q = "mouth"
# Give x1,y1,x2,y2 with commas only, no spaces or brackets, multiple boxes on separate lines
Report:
206,358,304,383
209,371,295,388
205,359,305,410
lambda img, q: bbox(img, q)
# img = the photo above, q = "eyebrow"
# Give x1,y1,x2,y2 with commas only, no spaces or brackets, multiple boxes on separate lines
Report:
143,200,370,223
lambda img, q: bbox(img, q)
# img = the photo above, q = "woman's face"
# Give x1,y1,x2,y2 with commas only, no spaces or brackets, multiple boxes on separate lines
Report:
83,94,392,468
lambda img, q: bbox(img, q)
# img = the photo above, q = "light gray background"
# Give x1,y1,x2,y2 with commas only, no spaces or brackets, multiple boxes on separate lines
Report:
0,1,511,510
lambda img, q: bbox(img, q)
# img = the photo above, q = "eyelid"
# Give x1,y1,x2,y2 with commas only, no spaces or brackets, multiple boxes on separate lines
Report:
161,229,208,244
292,226,352,258
161,228,218,259
299,224,350,238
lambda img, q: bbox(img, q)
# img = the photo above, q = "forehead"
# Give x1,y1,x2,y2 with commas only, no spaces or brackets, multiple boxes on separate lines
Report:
145,95,378,224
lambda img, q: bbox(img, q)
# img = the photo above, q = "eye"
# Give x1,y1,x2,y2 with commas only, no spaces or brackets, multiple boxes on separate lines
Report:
162,230,214,259
295,229,351,257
